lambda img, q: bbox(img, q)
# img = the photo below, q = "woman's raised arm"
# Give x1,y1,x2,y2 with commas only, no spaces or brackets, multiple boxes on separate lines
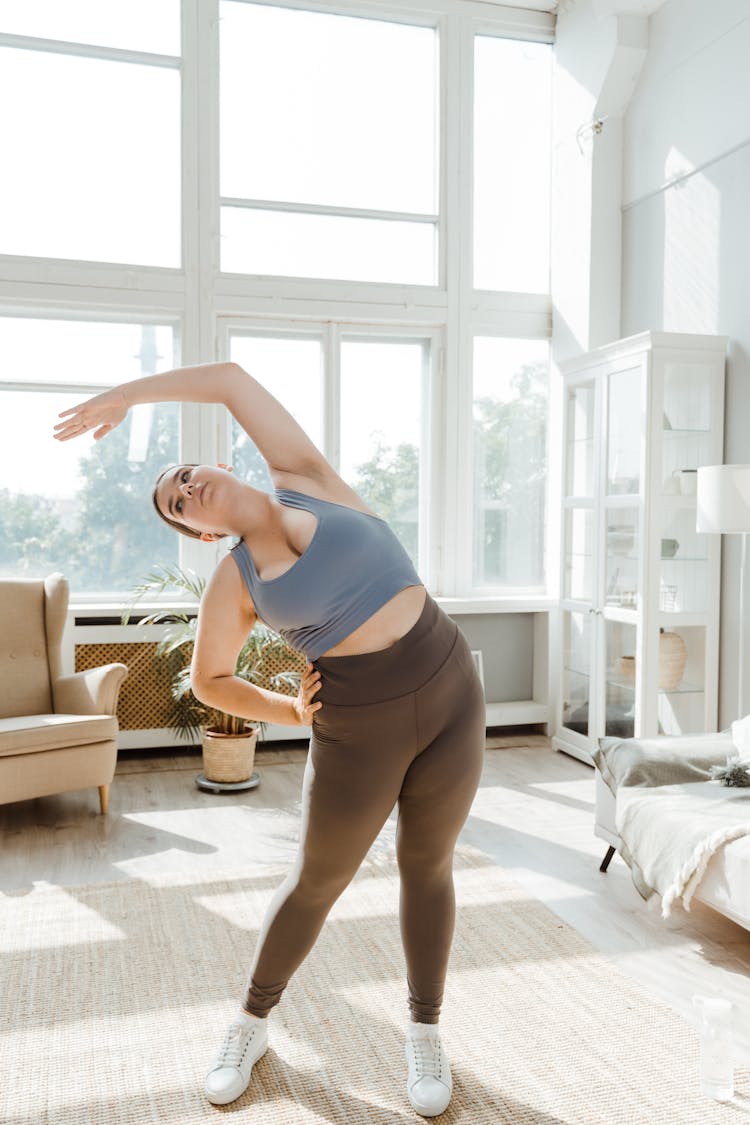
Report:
53,361,330,480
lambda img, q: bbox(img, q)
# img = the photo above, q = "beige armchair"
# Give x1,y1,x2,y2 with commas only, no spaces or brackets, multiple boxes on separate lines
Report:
0,574,127,814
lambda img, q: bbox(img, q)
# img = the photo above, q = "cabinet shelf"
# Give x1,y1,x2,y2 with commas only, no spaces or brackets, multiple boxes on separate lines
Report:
658,681,704,696
602,678,704,695
663,427,710,436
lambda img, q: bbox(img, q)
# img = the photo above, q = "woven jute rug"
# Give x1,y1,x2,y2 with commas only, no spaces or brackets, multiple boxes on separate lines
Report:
1,845,748,1125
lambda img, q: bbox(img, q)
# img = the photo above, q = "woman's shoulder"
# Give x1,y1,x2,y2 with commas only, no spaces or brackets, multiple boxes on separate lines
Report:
207,551,256,613
270,467,381,521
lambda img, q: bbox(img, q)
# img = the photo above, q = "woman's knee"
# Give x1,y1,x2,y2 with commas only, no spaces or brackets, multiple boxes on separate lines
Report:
289,859,355,907
396,839,455,883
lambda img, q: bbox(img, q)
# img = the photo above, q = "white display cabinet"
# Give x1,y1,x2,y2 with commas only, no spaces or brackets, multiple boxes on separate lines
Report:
553,331,727,765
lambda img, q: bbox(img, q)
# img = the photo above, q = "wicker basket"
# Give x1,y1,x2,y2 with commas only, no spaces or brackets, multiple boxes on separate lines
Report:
202,726,258,783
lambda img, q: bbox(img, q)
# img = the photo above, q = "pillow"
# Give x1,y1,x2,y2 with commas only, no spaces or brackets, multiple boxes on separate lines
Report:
593,731,734,796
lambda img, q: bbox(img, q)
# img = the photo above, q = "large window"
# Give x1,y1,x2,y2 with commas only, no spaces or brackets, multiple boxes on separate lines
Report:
340,337,425,567
219,1,439,283
229,333,325,493
474,35,552,292
0,1,554,602
0,12,181,267
472,337,549,589
228,328,429,574
0,317,178,593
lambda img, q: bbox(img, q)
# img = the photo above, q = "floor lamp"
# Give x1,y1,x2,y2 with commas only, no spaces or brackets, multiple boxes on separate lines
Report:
696,465,750,720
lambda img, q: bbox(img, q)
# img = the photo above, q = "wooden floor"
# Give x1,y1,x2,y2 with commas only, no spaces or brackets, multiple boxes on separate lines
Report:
3,732,750,1063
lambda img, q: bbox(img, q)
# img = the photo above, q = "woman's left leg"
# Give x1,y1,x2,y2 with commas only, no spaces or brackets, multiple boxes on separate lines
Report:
395,632,487,1025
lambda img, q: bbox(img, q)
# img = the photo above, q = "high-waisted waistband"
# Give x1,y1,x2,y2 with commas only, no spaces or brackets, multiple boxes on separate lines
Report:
313,593,459,706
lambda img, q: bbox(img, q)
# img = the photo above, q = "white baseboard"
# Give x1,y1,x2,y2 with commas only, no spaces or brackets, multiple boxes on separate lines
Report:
117,723,310,751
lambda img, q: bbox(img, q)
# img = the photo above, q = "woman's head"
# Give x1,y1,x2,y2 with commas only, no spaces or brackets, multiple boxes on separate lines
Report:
152,463,235,541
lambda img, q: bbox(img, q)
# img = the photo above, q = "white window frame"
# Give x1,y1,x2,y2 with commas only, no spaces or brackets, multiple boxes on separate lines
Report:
0,0,555,607
217,317,442,586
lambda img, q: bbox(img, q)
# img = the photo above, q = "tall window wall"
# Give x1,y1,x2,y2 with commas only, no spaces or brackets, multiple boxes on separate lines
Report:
0,0,553,600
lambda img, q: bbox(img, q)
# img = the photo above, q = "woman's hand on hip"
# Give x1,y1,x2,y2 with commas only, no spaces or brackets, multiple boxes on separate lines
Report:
53,387,129,442
292,663,323,726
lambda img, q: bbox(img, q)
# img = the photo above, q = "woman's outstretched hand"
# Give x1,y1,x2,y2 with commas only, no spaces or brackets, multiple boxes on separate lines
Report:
292,663,323,726
53,387,129,442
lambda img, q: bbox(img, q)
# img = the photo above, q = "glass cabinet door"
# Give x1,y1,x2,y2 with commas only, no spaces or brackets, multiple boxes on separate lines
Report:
562,611,593,737
563,507,594,602
606,366,642,497
604,619,636,739
565,381,595,498
604,506,640,610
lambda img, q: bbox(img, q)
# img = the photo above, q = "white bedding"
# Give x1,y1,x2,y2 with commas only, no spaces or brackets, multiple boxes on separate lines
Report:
616,781,750,918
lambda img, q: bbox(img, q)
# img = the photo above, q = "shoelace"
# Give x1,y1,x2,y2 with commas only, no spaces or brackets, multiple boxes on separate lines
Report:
410,1036,445,1080
216,1023,250,1069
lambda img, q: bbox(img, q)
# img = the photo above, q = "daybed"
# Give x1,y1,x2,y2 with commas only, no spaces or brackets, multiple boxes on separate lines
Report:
593,732,750,933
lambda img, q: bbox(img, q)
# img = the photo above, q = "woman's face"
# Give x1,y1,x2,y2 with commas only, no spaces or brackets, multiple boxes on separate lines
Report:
155,464,236,538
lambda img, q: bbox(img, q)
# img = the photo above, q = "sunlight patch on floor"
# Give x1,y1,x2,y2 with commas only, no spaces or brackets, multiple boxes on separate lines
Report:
0,883,126,951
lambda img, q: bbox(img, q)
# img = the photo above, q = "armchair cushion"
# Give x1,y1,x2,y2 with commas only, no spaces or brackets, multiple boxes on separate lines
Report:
0,580,52,718
0,714,117,758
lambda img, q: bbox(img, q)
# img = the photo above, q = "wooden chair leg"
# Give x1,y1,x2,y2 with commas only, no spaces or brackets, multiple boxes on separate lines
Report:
98,784,110,815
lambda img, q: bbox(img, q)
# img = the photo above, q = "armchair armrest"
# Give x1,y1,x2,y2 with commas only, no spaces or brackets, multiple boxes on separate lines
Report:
54,663,128,717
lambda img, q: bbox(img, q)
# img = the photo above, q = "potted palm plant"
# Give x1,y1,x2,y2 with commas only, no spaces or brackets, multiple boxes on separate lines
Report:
123,565,303,785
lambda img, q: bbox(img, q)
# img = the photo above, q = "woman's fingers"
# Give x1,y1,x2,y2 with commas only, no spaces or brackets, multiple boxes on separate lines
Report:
299,663,322,720
53,389,128,442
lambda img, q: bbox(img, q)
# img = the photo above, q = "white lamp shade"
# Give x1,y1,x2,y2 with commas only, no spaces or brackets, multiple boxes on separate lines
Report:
697,465,750,533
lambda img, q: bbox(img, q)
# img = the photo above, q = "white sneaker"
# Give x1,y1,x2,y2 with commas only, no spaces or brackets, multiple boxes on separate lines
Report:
405,1023,452,1117
204,1011,268,1106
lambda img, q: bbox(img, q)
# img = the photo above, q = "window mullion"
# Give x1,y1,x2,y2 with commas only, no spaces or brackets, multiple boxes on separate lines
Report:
222,197,438,225
0,31,180,68
441,10,471,597
180,0,222,580
324,323,341,473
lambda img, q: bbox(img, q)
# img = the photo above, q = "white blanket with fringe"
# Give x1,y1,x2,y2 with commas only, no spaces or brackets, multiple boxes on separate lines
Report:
616,780,750,917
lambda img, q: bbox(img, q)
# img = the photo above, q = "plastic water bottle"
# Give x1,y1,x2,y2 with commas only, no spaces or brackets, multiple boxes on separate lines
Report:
692,995,734,1101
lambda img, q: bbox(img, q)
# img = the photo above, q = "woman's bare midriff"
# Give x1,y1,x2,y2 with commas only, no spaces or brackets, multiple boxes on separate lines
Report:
319,584,427,658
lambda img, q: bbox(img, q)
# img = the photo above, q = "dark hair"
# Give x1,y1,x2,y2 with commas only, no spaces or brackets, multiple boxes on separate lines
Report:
152,464,203,540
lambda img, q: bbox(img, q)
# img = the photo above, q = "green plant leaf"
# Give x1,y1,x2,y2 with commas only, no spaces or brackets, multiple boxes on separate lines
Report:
128,563,299,742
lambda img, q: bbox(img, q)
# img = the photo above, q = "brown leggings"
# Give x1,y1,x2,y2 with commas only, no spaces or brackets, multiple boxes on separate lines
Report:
243,593,486,1024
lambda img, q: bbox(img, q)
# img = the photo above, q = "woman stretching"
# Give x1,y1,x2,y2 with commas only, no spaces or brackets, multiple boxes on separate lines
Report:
54,361,486,1118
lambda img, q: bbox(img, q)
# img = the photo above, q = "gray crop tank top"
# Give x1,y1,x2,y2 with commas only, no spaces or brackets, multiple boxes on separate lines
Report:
230,488,423,660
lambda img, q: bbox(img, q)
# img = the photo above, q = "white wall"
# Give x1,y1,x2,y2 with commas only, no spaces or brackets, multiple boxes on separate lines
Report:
621,0,750,725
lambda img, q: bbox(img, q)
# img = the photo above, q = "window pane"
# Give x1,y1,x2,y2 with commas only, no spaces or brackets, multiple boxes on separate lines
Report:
220,2,437,214
0,319,178,593
474,37,551,293
0,0,180,55
340,340,423,569
0,317,174,385
0,392,178,593
472,338,548,588
221,207,435,285
0,49,180,266
229,335,324,493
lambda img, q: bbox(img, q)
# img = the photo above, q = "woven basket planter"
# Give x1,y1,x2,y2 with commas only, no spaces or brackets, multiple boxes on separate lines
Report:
202,725,259,783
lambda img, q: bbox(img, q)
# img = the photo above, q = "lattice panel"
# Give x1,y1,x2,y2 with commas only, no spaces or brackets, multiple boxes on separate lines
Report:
75,641,306,731
258,645,308,689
